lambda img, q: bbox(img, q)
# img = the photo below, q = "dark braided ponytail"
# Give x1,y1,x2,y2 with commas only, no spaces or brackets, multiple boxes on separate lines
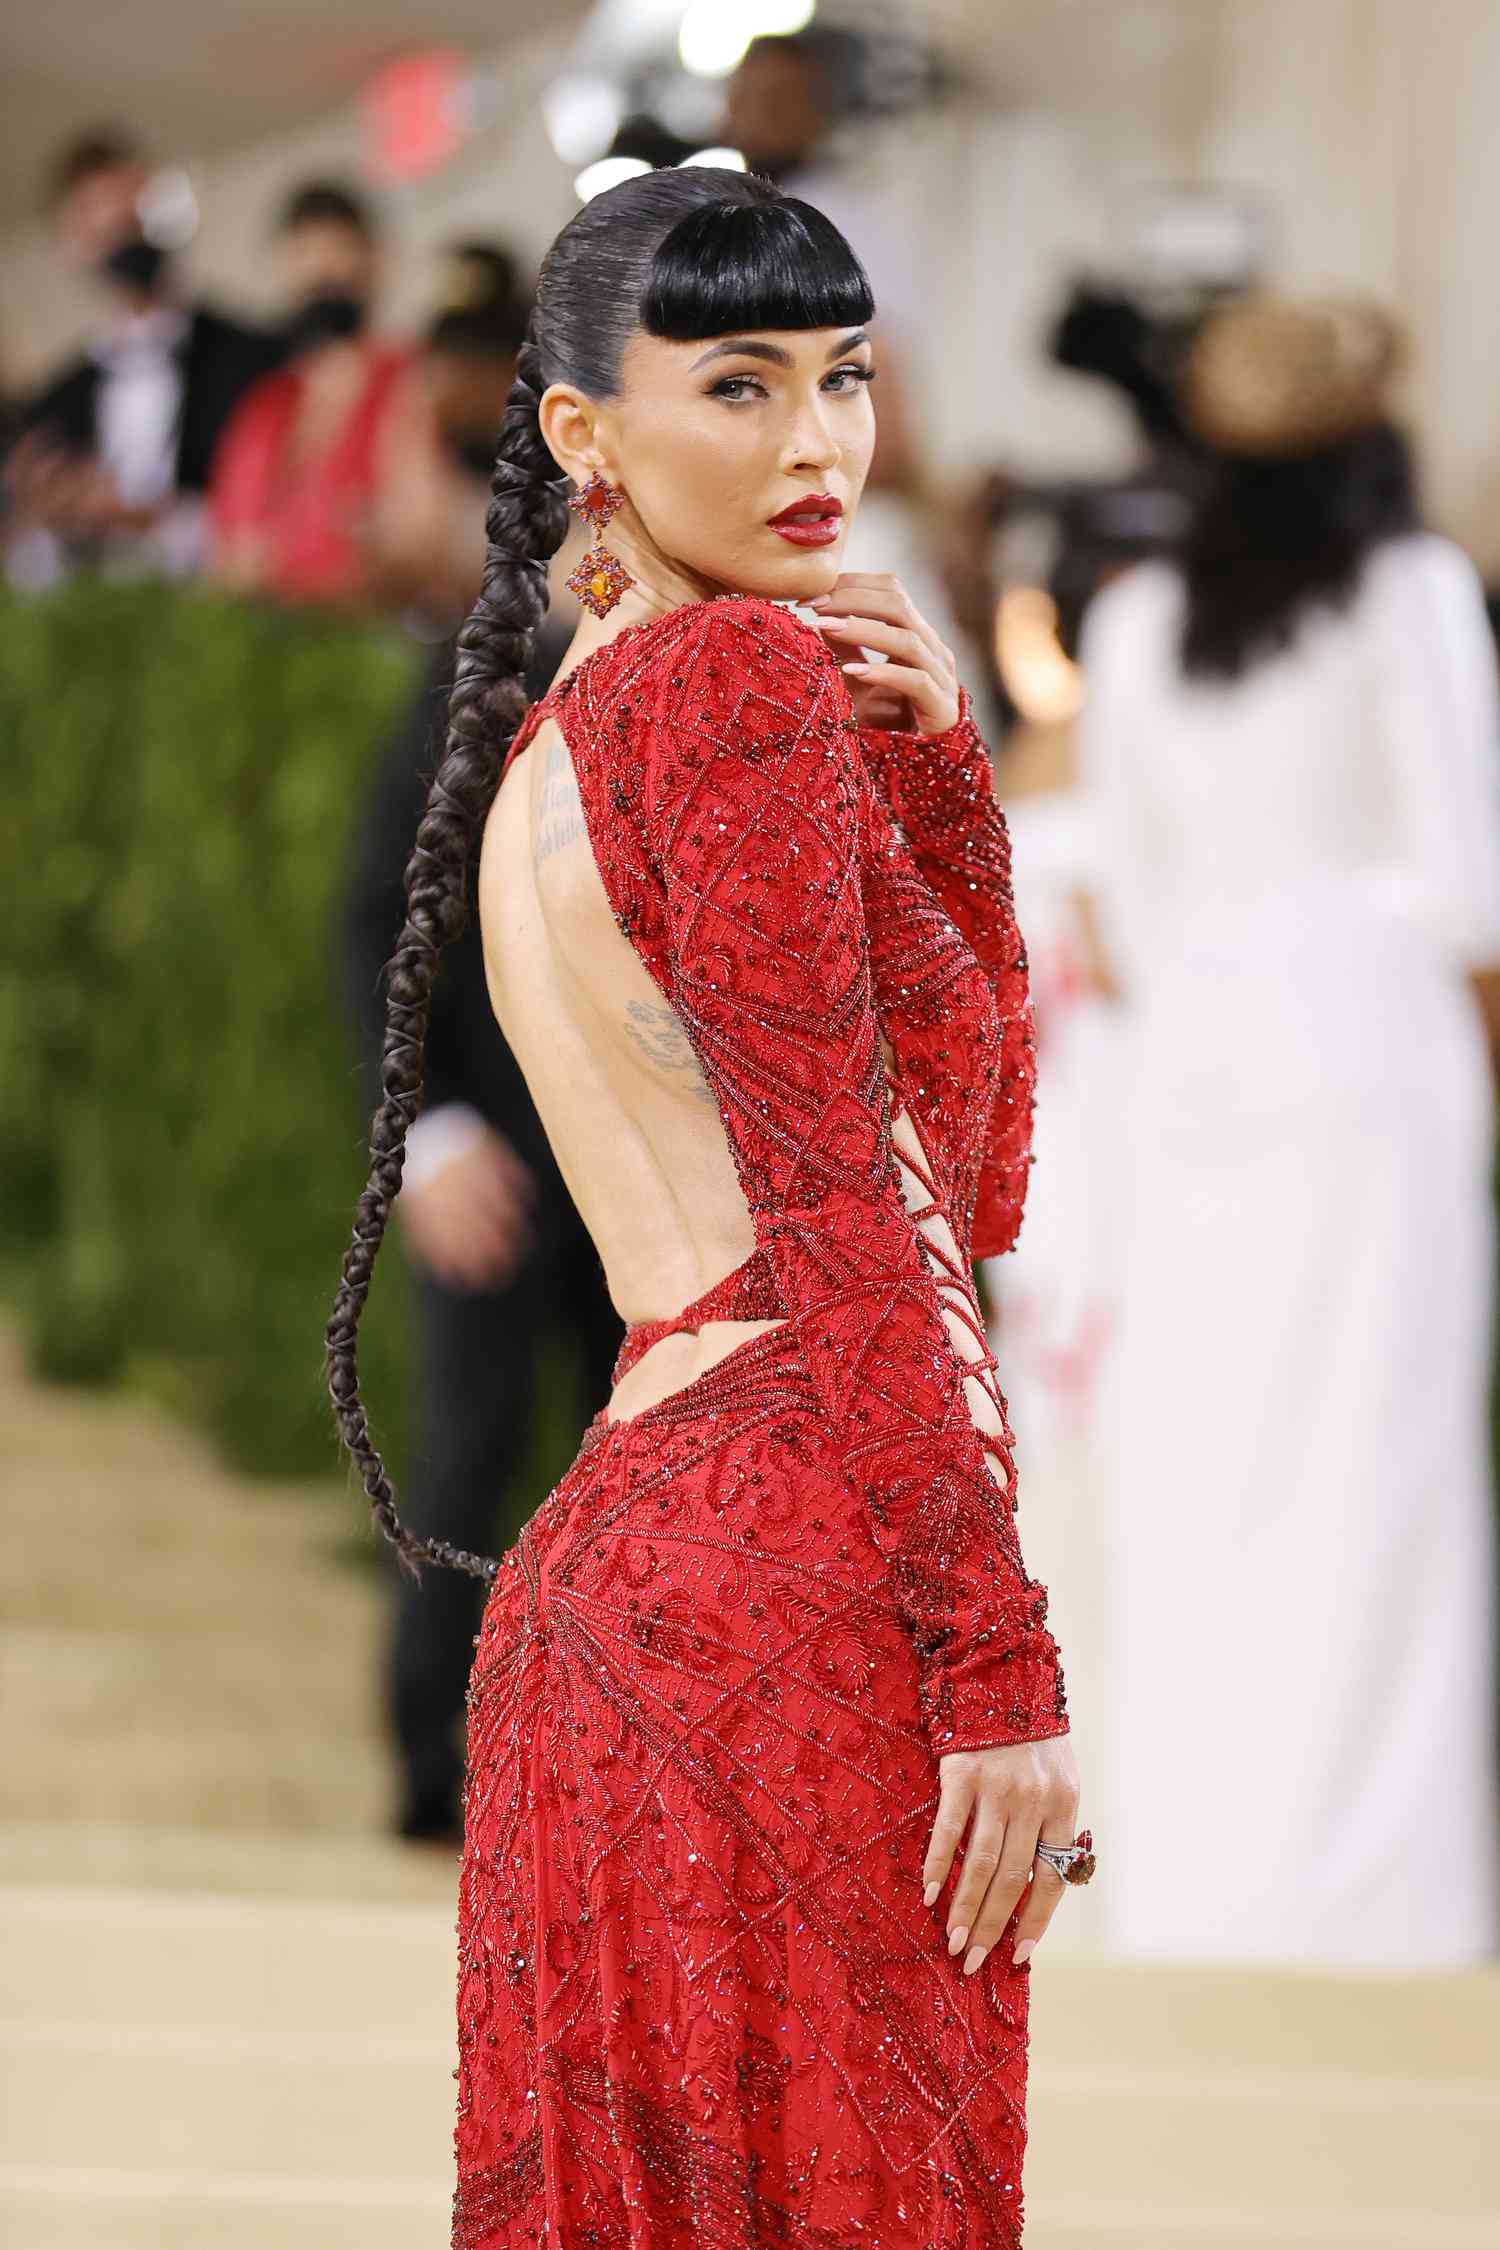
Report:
325,317,567,1583
325,165,873,1582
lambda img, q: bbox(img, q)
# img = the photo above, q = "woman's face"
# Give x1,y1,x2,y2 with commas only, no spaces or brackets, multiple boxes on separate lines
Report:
542,322,877,606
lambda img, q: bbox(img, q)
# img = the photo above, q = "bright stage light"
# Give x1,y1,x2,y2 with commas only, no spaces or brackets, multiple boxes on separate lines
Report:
543,74,625,165
678,0,816,80
994,588,1084,727
574,155,654,202
680,145,748,170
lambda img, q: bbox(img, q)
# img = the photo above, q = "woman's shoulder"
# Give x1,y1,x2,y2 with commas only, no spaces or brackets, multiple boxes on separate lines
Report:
598,589,832,662
574,590,842,710
569,593,853,839
1359,529,1485,610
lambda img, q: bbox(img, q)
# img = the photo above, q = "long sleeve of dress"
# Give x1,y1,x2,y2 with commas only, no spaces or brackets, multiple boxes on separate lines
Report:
637,598,1068,1757
857,687,1037,1259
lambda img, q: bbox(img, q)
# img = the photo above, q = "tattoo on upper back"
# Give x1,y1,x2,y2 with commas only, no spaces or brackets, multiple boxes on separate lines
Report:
534,735,588,868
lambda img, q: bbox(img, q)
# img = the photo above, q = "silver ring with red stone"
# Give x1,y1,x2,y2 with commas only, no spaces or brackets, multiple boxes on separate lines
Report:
1034,1828,1096,1886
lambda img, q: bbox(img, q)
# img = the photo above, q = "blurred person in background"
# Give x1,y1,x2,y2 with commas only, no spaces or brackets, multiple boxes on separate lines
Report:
341,242,619,1845
366,242,532,635
4,127,282,588
208,178,438,612
1077,296,1500,1967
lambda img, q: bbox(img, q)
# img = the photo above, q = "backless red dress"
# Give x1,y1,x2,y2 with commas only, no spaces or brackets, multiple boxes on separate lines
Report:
452,592,1071,2247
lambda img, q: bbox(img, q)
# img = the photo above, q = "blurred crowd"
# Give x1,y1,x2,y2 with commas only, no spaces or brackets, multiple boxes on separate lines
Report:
1,131,527,631
4,27,1499,1975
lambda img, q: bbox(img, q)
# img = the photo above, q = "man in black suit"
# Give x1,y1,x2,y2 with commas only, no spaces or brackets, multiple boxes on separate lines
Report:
5,127,283,584
341,248,622,1844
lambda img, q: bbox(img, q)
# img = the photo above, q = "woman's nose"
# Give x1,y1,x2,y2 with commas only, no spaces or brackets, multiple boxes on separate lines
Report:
783,404,840,470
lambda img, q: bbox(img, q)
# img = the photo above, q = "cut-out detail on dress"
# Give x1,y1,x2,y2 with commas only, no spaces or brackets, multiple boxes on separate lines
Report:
586,1079,1011,1460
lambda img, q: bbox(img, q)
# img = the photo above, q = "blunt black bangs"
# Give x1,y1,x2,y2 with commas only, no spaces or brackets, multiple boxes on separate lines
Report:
639,194,875,342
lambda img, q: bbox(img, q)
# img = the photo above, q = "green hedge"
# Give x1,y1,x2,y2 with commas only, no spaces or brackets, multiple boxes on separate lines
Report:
0,578,421,1477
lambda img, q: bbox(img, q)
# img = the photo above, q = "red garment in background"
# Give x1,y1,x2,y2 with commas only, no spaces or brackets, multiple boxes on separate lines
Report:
452,594,1070,2247
208,341,411,603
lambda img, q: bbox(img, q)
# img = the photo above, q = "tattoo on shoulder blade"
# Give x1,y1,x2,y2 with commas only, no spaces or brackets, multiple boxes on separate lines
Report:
623,998,718,1106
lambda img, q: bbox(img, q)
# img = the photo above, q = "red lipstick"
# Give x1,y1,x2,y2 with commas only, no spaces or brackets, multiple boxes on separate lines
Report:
767,493,844,546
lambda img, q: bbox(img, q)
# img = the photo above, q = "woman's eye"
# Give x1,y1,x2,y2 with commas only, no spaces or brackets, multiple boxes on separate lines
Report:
709,364,877,402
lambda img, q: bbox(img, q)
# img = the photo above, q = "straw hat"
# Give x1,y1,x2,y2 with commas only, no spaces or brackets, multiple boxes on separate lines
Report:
1184,294,1407,457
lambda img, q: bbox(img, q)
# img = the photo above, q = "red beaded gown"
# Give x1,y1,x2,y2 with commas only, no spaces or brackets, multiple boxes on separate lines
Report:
453,592,1071,2248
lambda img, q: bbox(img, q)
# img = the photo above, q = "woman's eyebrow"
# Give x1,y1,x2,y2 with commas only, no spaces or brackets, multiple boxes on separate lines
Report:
688,329,871,371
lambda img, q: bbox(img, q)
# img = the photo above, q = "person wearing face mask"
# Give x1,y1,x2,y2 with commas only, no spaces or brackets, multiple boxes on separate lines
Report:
362,242,542,635
4,128,284,587
207,179,434,610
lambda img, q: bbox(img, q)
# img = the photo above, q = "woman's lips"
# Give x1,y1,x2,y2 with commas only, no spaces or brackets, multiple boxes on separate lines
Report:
770,518,842,546
767,495,843,547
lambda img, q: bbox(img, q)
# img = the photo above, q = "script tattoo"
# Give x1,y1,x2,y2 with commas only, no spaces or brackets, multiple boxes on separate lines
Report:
534,735,588,867
623,998,718,1107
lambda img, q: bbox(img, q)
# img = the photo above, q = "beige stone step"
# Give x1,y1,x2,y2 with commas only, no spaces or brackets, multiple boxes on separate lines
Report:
0,1882,454,2042
1026,1954,1500,2248
1028,2214,1498,2250
0,2169,447,2249
0,1817,458,1906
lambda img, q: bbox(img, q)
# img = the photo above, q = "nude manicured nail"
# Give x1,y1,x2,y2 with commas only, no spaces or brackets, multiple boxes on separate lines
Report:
947,1924,969,1956
963,1945,988,1976
1013,1938,1036,1967
923,1880,940,1908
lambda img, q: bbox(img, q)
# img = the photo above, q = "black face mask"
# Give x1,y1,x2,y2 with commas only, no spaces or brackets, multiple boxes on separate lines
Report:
448,429,498,479
101,236,169,294
283,289,368,356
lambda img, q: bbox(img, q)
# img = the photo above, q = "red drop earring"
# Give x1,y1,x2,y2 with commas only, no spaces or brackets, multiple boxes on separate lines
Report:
565,470,635,617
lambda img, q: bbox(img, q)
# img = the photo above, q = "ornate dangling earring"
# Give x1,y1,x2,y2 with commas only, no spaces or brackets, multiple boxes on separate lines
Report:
565,470,634,617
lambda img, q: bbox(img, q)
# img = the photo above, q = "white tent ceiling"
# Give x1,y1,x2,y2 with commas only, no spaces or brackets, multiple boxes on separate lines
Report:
0,0,587,224
0,1,1214,228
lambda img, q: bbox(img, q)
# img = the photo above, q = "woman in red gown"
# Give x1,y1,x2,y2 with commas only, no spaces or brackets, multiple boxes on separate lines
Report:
327,166,1087,2248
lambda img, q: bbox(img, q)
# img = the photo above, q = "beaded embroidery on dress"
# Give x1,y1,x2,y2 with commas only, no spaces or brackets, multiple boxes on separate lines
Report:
453,592,1069,2247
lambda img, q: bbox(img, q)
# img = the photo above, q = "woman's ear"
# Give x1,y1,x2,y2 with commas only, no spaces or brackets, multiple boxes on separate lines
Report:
537,382,605,489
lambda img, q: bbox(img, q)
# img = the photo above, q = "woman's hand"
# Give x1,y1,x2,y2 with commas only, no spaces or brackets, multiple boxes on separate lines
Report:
806,572,961,735
923,1731,1082,1976
395,1124,537,1292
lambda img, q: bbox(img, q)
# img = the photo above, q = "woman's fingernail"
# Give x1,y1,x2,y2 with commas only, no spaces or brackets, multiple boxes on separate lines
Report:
923,1880,940,1908
842,661,866,674
963,1944,988,1976
808,594,830,607
1013,1938,1036,1967
947,1923,969,1956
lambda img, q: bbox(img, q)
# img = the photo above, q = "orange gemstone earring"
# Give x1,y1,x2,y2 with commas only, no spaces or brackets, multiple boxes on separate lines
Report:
565,470,634,617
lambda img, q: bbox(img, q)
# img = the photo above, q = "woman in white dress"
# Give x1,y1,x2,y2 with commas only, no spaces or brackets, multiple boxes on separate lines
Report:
1076,298,1500,1968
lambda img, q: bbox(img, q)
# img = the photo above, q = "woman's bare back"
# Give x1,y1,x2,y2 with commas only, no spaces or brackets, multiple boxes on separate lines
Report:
478,700,789,1426
476,672,995,1444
